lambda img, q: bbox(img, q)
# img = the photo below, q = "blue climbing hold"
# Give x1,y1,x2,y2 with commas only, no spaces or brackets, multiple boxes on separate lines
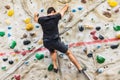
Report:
8,33,11,37
35,24,40,28
78,6,83,10
72,9,76,12
8,26,12,30
40,9,44,12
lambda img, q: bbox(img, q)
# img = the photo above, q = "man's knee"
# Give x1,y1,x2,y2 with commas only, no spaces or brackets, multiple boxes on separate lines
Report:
66,50,71,55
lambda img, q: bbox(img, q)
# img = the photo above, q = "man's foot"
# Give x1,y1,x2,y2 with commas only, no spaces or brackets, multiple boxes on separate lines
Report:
78,68,87,75
54,68,58,73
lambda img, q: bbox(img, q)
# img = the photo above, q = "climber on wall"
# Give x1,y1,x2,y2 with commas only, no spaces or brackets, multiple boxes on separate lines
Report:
34,4,85,73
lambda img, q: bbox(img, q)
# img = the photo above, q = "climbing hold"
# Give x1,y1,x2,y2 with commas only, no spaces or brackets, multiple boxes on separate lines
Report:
103,11,112,18
30,33,36,37
5,19,11,25
14,74,21,80
90,31,96,35
116,31,120,38
38,39,43,45
87,52,93,58
58,0,71,4
1,66,7,71
59,53,64,58
11,52,16,57
96,68,104,73
8,26,12,30
24,18,31,24
96,55,105,64
72,9,76,12
78,25,84,32
21,51,26,56
99,35,104,40
8,33,11,37
35,23,40,28
23,40,31,45
7,9,14,17
84,25,93,29
107,0,118,7
110,44,119,49
3,58,8,62
35,53,44,60
21,33,27,39
92,35,98,40
78,6,83,10
24,61,29,65
10,40,17,49
96,26,101,31
113,25,120,31
25,23,34,31
81,0,87,3
48,63,54,71
40,8,44,12
9,60,14,65
14,57,19,62
5,5,10,9
0,31,5,37
96,45,101,49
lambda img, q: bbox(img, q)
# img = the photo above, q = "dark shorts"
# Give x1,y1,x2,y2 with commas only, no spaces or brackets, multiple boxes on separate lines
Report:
43,37,68,53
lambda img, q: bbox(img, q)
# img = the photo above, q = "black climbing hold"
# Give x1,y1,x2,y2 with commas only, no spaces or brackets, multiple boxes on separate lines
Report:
44,75,47,78
99,35,104,40
87,53,93,58
3,58,8,62
110,44,119,49
96,26,101,31
23,40,31,45
9,60,14,65
79,26,84,32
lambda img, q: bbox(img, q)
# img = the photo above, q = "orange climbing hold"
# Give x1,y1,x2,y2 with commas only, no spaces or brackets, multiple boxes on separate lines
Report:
116,32,120,39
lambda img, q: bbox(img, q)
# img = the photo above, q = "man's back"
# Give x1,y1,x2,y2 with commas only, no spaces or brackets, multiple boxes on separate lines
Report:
38,13,61,40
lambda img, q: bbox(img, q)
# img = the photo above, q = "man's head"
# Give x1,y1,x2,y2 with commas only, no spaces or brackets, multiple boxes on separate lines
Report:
47,7,56,14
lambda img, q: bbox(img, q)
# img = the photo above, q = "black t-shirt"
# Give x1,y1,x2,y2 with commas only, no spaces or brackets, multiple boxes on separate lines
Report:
38,13,61,40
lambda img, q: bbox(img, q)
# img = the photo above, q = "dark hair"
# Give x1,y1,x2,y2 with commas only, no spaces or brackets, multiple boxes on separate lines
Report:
47,7,56,14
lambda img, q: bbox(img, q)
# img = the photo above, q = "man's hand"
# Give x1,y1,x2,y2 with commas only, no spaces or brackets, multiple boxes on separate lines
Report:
59,4,69,17
34,12,39,23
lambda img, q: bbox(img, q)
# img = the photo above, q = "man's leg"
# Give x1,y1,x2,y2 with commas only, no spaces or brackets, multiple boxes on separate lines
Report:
66,50,83,71
50,50,58,69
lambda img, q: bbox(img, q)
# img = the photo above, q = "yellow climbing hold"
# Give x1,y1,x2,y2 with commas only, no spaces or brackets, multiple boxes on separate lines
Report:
24,18,31,24
107,0,118,7
116,32,120,39
7,9,14,16
25,23,34,31
38,39,43,45
5,19,11,25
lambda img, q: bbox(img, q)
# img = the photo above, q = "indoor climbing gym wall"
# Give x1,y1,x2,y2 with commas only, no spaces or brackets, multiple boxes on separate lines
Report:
0,0,120,80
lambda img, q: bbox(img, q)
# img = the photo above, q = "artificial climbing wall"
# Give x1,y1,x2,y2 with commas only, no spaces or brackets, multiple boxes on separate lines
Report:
0,0,120,80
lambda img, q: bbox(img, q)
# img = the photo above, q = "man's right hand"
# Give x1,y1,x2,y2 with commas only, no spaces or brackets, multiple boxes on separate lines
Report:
34,12,39,23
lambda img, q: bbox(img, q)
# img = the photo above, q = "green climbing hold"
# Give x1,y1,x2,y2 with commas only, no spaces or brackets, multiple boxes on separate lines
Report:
1,66,7,71
10,40,17,49
48,63,53,71
96,55,105,64
35,53,44,60
0,31,5,37
113,25,120,31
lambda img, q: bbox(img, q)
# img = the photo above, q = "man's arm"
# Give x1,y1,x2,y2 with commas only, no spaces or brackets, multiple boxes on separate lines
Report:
34,12,39,23
59,4,69,17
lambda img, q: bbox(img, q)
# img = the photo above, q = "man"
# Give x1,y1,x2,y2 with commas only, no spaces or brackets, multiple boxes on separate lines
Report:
34,4,85,73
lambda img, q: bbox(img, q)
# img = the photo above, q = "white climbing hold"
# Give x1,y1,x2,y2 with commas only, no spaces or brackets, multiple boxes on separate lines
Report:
58,0,71,4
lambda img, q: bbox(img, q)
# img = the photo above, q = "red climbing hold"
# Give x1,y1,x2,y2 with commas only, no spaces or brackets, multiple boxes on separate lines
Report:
14,74,21,80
